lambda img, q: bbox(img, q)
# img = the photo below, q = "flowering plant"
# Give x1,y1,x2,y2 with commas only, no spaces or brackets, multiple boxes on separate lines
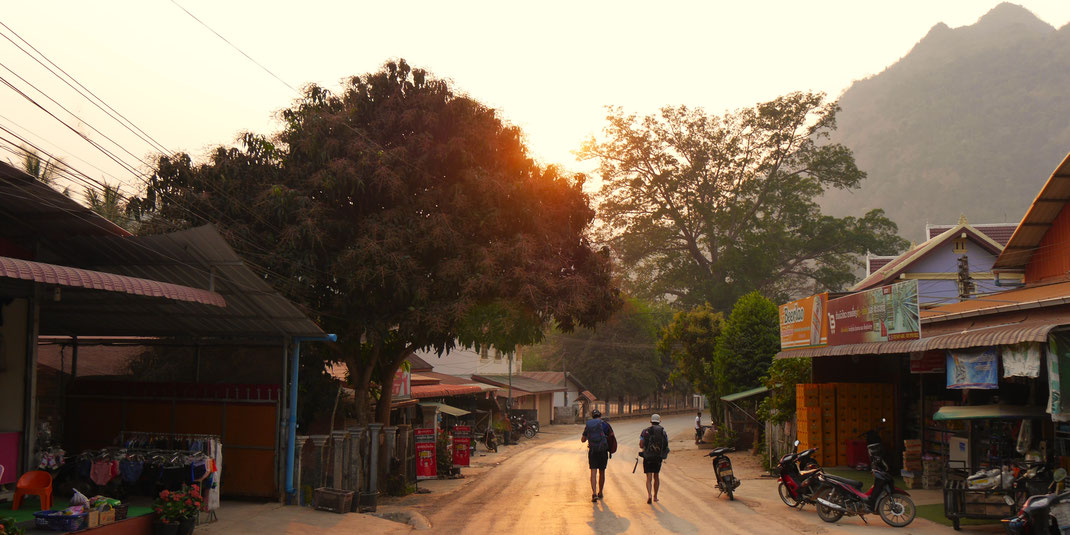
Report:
0,515,24,535
152,485,204,524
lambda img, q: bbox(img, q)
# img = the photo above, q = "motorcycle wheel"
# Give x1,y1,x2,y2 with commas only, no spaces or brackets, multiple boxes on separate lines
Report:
726,484,734,501
815,487,845,523
778,482,800,508
524,427,536,439
877,494,916,528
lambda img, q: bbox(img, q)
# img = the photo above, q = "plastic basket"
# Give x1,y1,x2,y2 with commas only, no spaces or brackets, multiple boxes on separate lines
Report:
114,503,129,521
313,488,353,514
33,510,87,532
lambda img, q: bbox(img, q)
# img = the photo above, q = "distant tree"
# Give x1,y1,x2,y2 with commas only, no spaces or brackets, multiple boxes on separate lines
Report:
84,180,133,230
657,303,724,404
712,292,780,402
132,60,620,424
525,297,669,402
579,92,907,309
756,356,811,425
18,146,62,185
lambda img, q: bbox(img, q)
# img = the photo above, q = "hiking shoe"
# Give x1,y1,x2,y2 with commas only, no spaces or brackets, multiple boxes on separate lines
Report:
597,492,603,499
592,494,598,502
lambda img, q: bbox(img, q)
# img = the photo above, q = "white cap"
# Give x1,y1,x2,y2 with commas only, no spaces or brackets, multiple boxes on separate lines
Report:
651,414,661,424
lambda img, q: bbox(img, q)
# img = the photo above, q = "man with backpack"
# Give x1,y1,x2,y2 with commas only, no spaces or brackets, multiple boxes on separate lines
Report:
581,409,615,502
639,413,669,504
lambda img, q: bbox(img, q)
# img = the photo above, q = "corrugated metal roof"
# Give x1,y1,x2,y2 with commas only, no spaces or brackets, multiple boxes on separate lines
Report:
41,225,323,338
720,386,769,402
471,374,567,394
0,161,130,240
411,383,484,399
995,151,1070,270
921,279,1070,323
776,321,1061,359
0,255,224,306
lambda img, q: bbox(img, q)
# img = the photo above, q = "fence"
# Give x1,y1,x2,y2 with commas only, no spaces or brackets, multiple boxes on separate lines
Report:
590,392,697,419
292,424,415,509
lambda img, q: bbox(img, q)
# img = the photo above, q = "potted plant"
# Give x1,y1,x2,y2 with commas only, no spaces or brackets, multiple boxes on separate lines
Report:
0,515,25,535
152,485,204,535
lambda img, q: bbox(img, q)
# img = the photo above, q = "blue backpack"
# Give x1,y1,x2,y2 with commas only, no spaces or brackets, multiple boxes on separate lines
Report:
586,419,608,453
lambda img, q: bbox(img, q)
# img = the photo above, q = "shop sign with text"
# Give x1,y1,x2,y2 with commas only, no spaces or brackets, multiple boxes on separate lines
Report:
392,367,411,398
415,427,437,479
452,425,470,467
779,293,828,350
827,280,920,345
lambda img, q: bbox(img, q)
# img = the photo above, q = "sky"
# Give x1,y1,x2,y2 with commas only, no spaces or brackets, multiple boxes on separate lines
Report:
3,1,1070,198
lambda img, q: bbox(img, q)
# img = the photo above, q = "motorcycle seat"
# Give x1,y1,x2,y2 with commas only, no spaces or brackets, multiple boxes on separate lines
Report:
710,447,731,455
825,474,864,489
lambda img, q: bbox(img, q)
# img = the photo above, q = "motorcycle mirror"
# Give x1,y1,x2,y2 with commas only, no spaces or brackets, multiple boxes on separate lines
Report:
1004,495,1016,506
881,417,887,423
793,440,800,447
1056,468,1068,483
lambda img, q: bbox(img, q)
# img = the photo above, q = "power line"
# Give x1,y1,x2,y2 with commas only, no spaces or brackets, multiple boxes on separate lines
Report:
168,0,298,93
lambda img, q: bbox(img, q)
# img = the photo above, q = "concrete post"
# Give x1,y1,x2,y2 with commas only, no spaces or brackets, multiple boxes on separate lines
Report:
309,435,330,490
332,431,347,489
294,435,308,505
348,426,365,493
367,424,383,494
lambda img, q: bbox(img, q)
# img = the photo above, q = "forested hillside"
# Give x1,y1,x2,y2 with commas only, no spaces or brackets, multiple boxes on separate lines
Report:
823,3,1070,240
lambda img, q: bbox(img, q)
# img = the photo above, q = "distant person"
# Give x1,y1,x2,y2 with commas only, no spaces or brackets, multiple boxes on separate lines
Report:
695,411,703,443
640,413,670,504
581,409,615,502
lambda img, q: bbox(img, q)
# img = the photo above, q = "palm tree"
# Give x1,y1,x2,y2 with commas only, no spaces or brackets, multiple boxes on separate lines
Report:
84,181,133,230
18,146,62,185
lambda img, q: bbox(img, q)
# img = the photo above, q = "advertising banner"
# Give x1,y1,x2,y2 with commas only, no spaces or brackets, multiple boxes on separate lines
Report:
391,367,411,398
779,293,828,350
946,347,998,390
452,425,471,467
415,427,437,479
827,280,920,346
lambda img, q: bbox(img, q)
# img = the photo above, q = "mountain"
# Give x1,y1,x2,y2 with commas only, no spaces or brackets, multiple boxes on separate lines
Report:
822,3,1070,241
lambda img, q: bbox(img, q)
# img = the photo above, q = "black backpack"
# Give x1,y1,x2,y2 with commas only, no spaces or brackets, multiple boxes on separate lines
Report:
586,419,608,453
645,425,667,458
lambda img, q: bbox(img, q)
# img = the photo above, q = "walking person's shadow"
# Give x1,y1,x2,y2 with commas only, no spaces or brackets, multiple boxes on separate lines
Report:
651,503,699,534
588,501,630,535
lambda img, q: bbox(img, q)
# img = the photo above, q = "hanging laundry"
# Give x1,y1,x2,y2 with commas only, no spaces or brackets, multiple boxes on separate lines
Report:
1003,342,1042,378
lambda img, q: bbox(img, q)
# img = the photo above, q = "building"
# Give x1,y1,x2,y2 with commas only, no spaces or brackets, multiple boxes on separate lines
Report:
517,371,595,422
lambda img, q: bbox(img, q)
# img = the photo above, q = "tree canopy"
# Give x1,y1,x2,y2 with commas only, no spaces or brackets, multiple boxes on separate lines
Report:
133,60,620,423
579,92,907,310
657,303,723,399
712,291,781,399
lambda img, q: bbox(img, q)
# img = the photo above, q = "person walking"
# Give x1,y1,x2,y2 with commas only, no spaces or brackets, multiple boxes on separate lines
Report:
695,411,704,444
581,409,615,502
640,413,669,504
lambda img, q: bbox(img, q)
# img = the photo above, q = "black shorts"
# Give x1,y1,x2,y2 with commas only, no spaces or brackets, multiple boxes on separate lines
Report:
588,449,609,470
643,457,663,474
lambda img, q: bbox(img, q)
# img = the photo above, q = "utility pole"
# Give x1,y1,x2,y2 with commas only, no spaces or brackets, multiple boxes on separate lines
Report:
957,254,975,300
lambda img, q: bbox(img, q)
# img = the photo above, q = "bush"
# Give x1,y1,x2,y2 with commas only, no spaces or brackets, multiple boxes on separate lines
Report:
1,515,25,535
712,426,737,448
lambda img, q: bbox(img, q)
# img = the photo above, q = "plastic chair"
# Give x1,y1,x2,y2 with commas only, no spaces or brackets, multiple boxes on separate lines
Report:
12,470,53,511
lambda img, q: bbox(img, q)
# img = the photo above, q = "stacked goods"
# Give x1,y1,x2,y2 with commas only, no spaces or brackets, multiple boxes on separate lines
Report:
795,382,897,467
922,455,943,489
819,384,837,466
903,439,923,472
901,470,920,489
796,384,821,453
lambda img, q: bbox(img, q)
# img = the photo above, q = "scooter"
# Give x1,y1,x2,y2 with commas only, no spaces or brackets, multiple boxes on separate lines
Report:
815,442,916,527
510,415,537,439
1004,490,1070,534
708,447,740,500
778,440,824,508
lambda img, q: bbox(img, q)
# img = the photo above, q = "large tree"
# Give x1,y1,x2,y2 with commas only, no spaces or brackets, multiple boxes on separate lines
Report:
712,291,781,400
579,92,907,310
657,303,724,402
133,60,619,424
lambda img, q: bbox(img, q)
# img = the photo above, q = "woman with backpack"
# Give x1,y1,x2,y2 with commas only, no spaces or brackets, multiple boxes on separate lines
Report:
581,409,615,502
640,413,669,504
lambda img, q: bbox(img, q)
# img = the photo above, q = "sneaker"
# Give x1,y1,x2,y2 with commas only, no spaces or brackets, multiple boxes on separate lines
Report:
592,494,598,502
597,492,603,499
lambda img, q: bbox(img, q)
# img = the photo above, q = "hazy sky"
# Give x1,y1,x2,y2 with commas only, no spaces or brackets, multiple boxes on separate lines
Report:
3,1,1070,197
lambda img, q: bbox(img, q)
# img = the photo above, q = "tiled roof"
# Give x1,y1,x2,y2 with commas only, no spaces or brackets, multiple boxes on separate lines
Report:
852,223,1003,292
471,374,567,394
406,353,434,372
867,256,896,275
995,152,1070,270
920,278,1070,321
927,223,1018,246
518,371,565,385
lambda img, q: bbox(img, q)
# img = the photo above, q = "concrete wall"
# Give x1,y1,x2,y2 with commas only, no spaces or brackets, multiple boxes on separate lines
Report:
0,298,28,433
422,346,523,377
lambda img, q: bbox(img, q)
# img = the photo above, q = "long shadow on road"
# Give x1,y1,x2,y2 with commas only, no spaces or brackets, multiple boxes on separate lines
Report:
588,500,631,534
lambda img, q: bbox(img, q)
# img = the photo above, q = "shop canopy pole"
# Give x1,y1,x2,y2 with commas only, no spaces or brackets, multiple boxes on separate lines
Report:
285,333,337,504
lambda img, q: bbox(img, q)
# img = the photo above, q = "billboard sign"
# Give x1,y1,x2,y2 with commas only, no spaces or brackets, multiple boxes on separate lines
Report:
452,425,471,467
779,293,828,350
827,280,920,345
392,367,411,398
415,427,437,479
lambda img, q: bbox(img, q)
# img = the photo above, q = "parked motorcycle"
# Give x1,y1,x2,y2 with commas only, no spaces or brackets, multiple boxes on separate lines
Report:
510,415,537,439
778,439,824,508
707,447,741,501
476,427,498,452
815,441,916,527
1003,490,1070,534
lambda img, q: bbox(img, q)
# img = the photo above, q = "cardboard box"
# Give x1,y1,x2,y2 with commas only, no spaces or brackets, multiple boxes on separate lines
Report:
87,511,101,529
101,509,115,525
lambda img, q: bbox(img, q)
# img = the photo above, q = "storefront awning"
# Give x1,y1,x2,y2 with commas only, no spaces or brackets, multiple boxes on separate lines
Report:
777,321,1063,359
0,255,225,307
580,390,597,402
720,386,769,402
933,404,1047,421
411,384,484,399
418,401,470,417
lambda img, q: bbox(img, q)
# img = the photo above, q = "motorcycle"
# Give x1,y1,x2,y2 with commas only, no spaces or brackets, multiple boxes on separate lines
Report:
476,427,498,452
510,415,537,439
1004,490,1070,534
778,439,824,508
707,447,741,501
815,441,916,527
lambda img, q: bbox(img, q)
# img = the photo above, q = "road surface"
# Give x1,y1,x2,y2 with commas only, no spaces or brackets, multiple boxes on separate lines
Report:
422,413,985,534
